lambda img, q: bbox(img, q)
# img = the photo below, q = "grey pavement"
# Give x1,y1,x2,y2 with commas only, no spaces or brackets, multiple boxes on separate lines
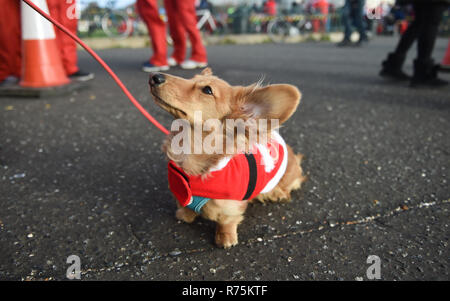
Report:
0,37,449,280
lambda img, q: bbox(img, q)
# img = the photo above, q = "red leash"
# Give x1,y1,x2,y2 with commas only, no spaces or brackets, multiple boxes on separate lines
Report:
22,0,170,135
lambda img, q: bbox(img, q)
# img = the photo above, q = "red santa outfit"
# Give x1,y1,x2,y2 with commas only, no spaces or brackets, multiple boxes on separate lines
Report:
168,131,288,212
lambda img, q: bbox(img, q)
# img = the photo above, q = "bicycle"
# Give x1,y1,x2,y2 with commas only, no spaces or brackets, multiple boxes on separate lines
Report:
196,9,227,35
79,4,225,40
267,14,316,43
101,8,133,39
78,1,133,39
162,9,226,43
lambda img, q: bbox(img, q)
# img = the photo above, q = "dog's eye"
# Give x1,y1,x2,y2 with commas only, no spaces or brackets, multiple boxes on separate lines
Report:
202,86,213,95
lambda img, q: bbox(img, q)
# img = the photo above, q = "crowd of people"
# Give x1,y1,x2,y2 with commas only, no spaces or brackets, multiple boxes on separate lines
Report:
0,0,448,88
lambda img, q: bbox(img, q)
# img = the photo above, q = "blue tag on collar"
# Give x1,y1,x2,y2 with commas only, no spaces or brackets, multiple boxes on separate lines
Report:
186,196,210,213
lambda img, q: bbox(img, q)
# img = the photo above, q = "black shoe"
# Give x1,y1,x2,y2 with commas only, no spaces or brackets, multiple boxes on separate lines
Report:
410,58,448,88
354,38,369,47
336,39,353,47
379,52,410,81
69,70,94,82
141,62,170,72
0,76,19,87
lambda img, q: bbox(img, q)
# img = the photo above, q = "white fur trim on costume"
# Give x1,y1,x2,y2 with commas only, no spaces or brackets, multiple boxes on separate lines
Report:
256,143,275,172
207,130,288,194
209,156,231,172
260,131,288,193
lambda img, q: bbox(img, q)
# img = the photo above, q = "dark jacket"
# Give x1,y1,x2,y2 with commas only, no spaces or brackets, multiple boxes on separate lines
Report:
397,0,449,4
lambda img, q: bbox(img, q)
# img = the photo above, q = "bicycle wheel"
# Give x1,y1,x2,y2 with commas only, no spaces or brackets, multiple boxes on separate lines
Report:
101,12,132,39
267,18,291,43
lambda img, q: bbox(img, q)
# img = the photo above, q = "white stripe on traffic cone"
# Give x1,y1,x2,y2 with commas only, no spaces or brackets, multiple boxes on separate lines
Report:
20,0,70,87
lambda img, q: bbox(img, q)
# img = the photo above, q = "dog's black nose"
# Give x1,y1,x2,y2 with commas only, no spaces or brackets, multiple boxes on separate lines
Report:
149,72,166,86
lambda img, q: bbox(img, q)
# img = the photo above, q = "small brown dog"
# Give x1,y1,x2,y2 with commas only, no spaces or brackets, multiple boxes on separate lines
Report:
149,68,306,248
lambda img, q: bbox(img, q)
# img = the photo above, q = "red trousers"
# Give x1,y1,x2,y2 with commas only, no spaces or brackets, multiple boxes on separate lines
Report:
136,0,167,66
137,0,207,66
0,0,78,82
47,0,79,75
0,0,21,82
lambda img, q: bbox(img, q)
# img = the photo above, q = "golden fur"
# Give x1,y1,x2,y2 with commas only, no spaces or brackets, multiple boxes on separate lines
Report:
150,68,306,248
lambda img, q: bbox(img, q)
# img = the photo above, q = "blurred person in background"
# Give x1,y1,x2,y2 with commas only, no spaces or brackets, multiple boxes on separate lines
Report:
165,0,208,69
137,0,168,71
264,0,278,16
137,0,208,72
251,3,263,13
279,0,292,15
0,0,93,86
336,0,368,47
379,0,449,87
197,0,212,11
0,0,21,86
312,0,329,33
291,1,304,14
47,0,94,81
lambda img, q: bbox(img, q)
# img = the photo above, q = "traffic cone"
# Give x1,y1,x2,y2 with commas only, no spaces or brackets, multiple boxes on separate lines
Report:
440,40,450,71
20,0,70,88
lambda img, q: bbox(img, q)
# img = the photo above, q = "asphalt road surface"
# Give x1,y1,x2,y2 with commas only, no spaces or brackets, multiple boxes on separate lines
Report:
0,37,449,281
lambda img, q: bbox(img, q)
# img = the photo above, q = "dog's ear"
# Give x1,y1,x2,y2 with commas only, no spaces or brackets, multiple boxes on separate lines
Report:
201,67,213,76
241,84,301,125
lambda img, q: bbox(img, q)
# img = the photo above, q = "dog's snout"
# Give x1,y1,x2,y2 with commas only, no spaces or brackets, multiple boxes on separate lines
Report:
149,72,166,86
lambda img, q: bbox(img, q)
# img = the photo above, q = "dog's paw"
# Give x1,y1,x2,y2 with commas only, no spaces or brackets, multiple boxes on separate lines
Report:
176,207,197,223
215,232,238,248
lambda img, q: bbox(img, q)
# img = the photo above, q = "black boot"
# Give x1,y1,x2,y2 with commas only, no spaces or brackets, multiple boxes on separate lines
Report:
336,39,353,47
410,58,448,88
379,52,410,81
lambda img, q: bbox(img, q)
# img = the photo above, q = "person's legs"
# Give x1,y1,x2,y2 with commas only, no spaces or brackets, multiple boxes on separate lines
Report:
353,0,367,42
164,0,187,64
393,17,420,57
324,13,330,33
342,0,352,41
48,0,79,75
416,4,446,61
136,0,168,66
337,0,352,46
379,6,423,80
411,3,447,87
176,0,207,63
0,0,21,83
